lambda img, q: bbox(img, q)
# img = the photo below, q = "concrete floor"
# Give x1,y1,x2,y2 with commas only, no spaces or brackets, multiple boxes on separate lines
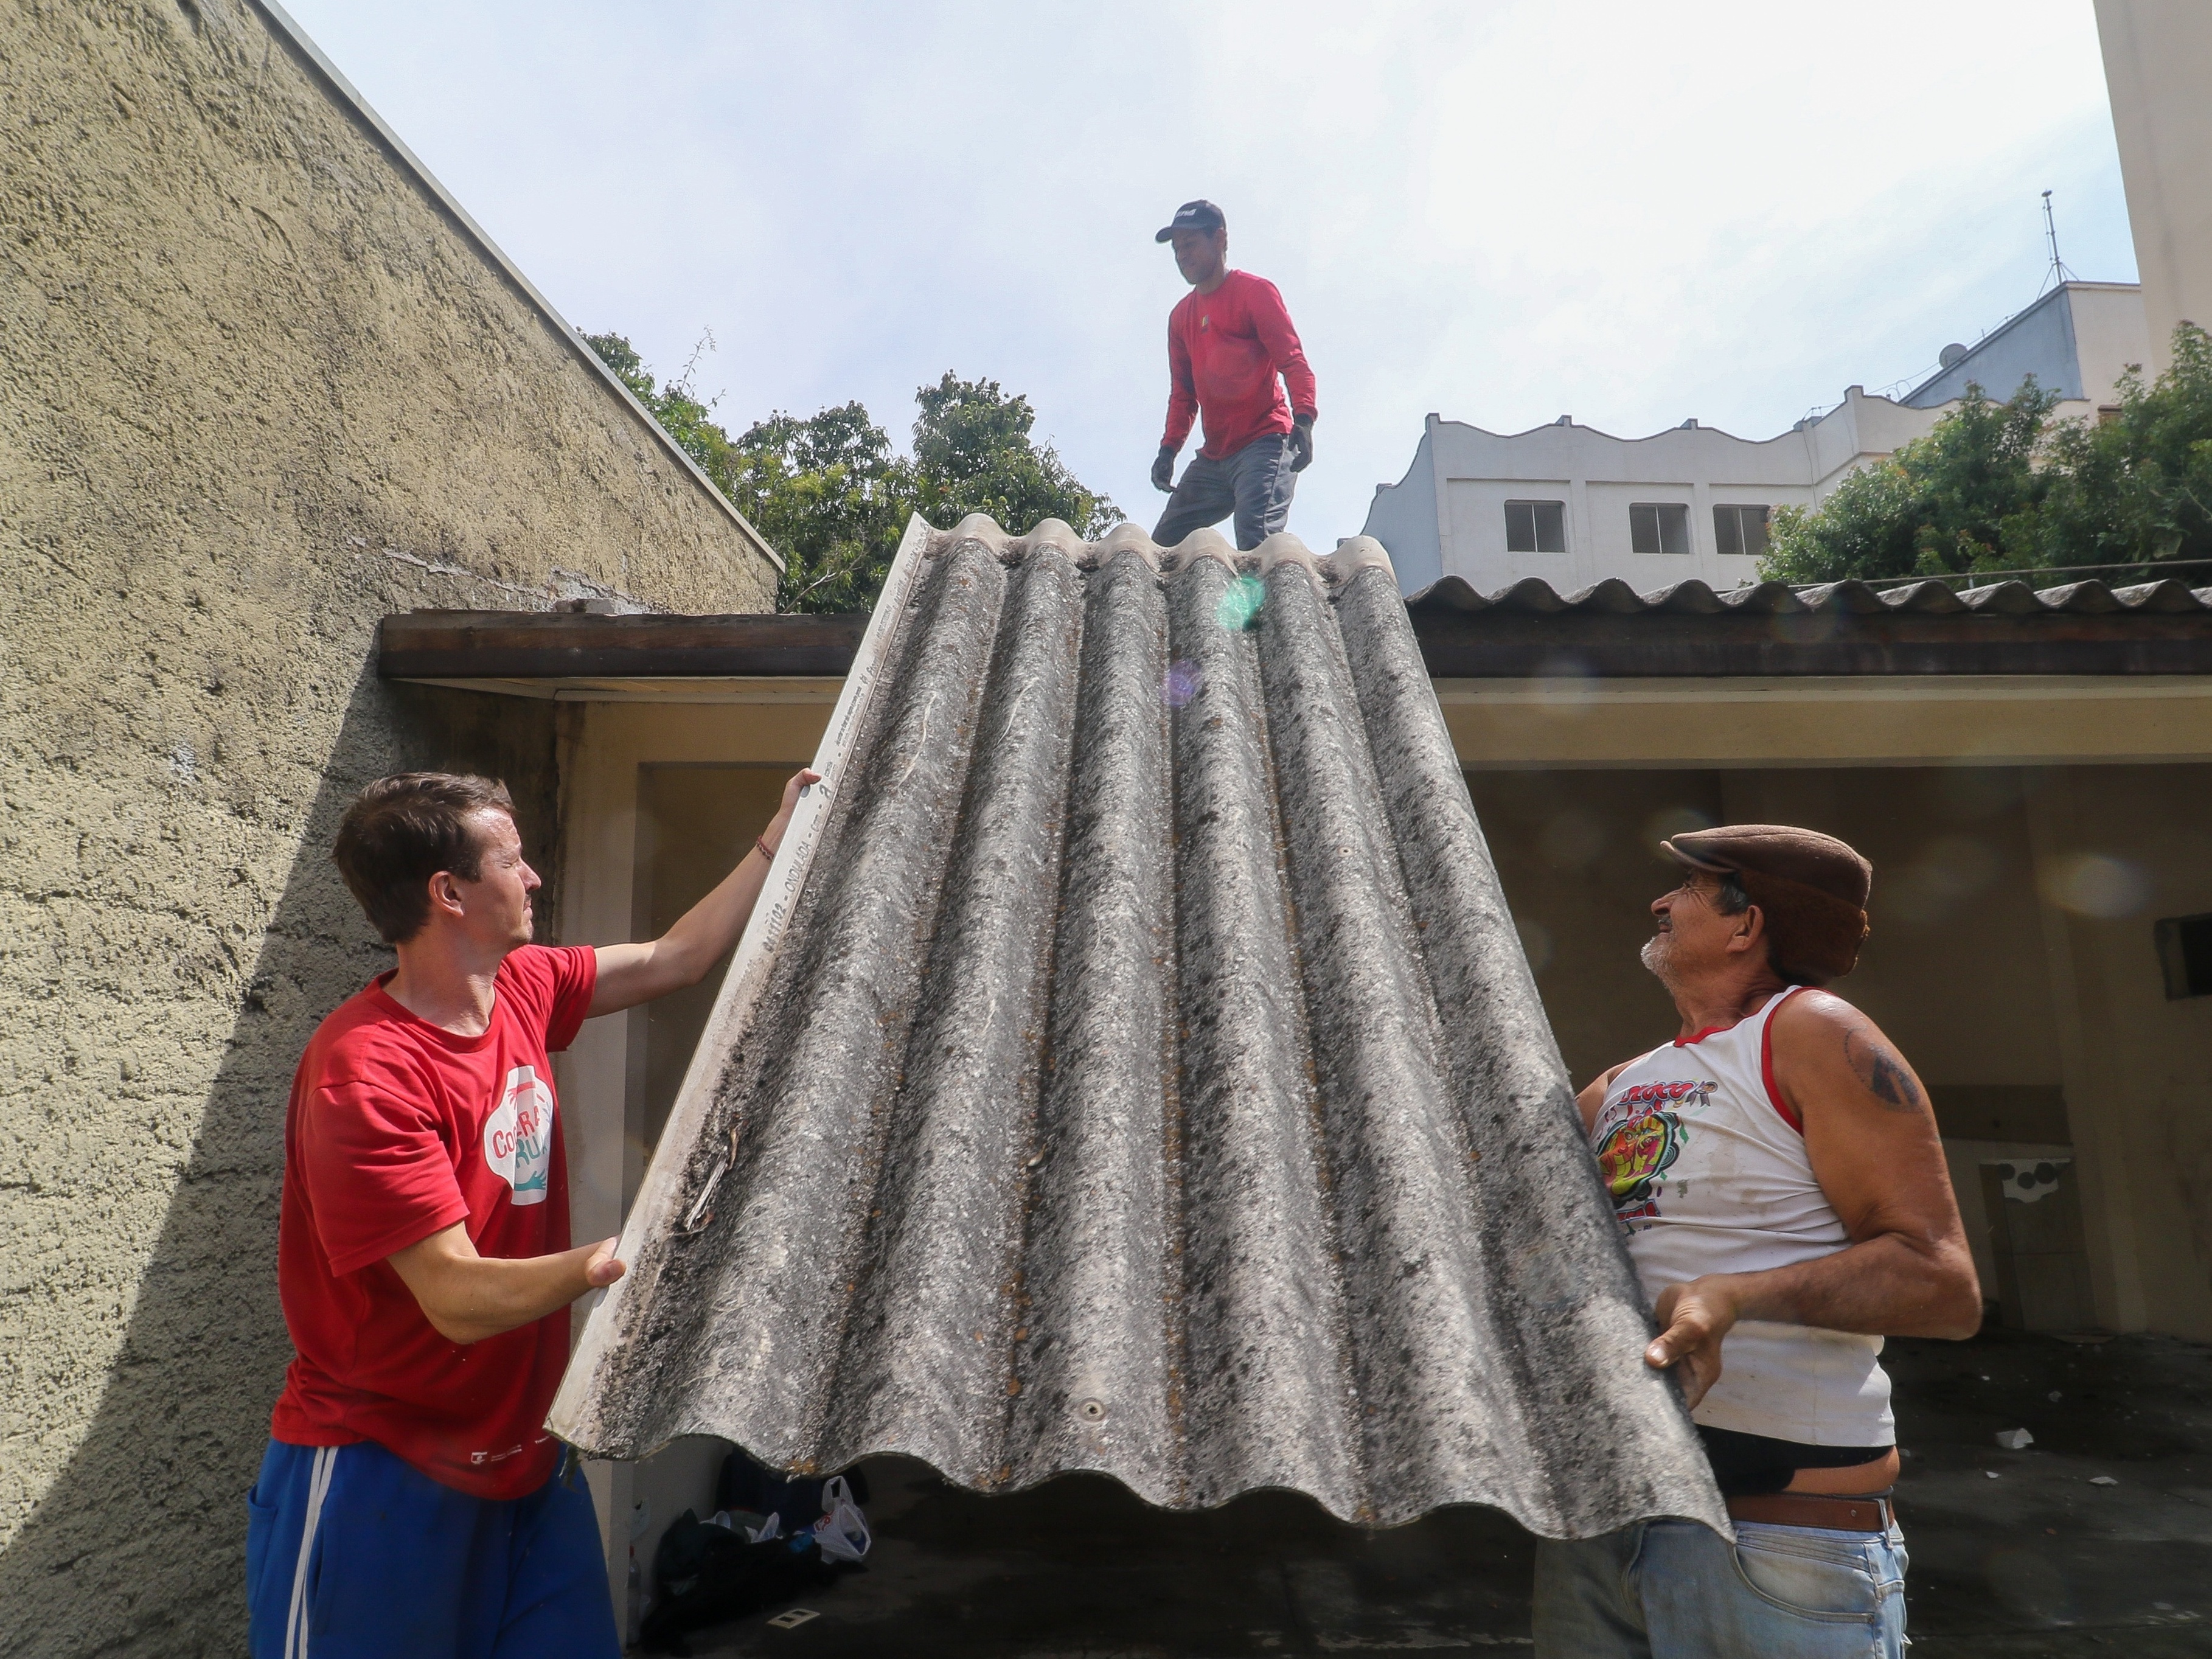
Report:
664,1326,2212,1658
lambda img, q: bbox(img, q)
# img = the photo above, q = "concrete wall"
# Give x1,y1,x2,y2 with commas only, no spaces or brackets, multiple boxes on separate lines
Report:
2066,283,2158,405
1435,675,2212,773
1362,424,1444,594
1360,392,1956,596
2025,763,2212,1340
547,695,830,1628
1469,767,2062,1099
1362,284,2152,599
0,2,778,1651
1470,761,2212,1348
1902,284,2149,411
2098,0,2212,375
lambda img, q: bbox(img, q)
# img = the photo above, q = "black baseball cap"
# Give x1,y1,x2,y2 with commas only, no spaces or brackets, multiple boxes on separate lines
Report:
1155,200,1226,243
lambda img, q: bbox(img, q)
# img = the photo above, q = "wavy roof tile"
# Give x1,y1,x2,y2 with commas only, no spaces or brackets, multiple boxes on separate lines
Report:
549,515,1723,1536
1407,572,2212,616
1401,571,2212,678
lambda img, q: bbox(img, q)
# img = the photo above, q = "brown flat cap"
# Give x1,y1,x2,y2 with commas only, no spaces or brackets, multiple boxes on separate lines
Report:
1661,823,1873,981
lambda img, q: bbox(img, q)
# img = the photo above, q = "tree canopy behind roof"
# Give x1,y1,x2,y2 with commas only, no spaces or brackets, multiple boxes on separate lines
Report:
585,335,1120,612
1761,323,2212,585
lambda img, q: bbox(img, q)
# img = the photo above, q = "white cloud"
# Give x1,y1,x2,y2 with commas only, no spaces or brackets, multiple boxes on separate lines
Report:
283,0,2132,549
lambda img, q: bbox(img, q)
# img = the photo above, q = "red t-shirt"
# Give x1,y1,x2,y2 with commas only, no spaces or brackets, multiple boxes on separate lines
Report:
1161,269,1319,461
269,944,598,1500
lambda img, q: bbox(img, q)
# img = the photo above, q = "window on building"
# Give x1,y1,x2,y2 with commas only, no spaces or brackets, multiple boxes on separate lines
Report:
1504,499,1568,554
1629,502,1691,555
2156,913,2212,1000
1713,503,1772,558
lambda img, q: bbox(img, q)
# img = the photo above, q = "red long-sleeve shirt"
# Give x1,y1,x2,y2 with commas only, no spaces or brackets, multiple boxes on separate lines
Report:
1161,270,1318,461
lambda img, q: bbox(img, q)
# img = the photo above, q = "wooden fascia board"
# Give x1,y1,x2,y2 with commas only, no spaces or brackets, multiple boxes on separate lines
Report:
378,608,2212,682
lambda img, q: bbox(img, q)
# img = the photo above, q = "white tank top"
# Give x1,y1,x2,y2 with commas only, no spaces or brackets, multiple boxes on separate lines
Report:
1589,987,1894,1448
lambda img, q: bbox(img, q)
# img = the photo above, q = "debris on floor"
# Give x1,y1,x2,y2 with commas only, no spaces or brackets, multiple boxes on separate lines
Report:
661,1326,2212,1658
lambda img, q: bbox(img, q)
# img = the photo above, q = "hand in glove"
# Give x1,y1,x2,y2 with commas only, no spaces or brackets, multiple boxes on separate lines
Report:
1152,446,1177,493
1289,415,1315,473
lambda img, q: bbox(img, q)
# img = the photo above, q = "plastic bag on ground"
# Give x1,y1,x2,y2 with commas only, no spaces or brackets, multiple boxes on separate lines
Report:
810,1475,870,1564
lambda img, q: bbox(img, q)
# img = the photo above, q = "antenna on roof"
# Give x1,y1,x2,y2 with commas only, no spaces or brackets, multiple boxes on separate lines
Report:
2037,189,2078,296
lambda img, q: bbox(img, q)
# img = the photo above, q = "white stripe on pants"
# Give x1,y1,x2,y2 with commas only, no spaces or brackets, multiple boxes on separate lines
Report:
283,1446,338,1659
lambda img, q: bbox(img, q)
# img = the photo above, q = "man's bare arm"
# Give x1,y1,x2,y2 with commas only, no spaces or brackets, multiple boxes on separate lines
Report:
1646,991,1981,1406
588,768,819,1018
387,1222,625,1347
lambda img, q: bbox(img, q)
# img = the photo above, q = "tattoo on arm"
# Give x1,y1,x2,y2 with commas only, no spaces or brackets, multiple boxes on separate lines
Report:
1844,1028,1925,1113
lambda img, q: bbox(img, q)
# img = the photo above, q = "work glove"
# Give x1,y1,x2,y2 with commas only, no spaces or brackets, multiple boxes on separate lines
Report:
1152,445,1177,493
1289,414,1315,473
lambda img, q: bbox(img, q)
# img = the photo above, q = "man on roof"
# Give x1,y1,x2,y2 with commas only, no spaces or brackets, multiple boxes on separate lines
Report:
1539,825,1980,1659
1150,199,1318,551
249,764,815,1658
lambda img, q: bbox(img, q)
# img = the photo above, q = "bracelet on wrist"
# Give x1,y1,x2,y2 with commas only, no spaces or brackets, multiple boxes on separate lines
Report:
756,835,778,861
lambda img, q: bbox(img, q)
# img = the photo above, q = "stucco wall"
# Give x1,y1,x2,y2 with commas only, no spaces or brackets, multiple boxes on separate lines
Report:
2098,0,2212,375
0,2,776,1652
2026,763,2212,1340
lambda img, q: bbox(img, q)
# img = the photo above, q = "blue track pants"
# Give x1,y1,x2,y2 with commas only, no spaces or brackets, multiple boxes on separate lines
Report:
246,1439,619,1659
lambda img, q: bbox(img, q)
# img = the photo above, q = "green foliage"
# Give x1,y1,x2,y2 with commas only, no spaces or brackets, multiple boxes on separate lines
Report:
582,334,1120,612
1761,382,2057,583
727,403,911,615
2020,324,2212,569
584,331,740,490
1761,323,2212,585
904,372,1119,541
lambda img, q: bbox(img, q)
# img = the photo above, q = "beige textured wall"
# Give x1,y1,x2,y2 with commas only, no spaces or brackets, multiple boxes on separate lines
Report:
2097,0,2212,374
1438,677,2212,771
2026,764,2212,1340
0,2,776,1652
1468,768,2062,1094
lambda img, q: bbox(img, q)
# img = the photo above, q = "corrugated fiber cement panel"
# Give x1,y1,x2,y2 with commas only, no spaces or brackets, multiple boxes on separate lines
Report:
550,515,1725,1537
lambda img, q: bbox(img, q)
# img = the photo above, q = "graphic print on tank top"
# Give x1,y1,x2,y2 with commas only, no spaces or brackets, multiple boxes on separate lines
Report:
1591,1075,1717,1228
1587,988,1897,1447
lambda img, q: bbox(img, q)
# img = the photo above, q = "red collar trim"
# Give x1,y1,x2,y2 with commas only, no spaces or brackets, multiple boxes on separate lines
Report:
1671,987,1796,1048
1762,986,1810,1133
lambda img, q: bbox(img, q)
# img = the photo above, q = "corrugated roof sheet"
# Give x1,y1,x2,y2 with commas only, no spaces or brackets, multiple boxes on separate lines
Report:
1407,572,2212,616
549,515,1725,1536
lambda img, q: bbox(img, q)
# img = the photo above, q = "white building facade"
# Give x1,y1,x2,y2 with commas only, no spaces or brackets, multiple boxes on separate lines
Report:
1365,282,2150,596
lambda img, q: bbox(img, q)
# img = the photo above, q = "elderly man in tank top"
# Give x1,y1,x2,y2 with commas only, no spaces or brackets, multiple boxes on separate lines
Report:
1534,824,1982,1659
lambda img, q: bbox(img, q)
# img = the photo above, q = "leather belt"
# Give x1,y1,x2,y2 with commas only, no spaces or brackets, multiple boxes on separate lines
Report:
1725,1491,1894,1533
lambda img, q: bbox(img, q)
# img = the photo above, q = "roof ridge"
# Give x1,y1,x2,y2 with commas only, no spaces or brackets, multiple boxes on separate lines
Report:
922,514,1397,586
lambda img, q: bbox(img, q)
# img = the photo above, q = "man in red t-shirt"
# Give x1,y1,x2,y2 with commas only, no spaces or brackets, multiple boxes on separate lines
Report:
246,766,815,1659
1150,198,1320,551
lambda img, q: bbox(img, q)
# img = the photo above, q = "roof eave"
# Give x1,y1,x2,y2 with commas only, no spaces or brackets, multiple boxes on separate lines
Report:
378,604,2212,682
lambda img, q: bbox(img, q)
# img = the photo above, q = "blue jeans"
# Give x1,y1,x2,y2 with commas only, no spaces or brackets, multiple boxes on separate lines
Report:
246,1439,619,1659
1153,432,1298,551
1534,1517,1909,1658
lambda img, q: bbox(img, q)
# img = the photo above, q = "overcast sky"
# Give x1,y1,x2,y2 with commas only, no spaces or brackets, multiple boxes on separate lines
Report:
282,0,2137,546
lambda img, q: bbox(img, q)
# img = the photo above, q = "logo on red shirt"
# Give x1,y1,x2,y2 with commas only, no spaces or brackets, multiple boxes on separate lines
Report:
483,1064,552,1206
